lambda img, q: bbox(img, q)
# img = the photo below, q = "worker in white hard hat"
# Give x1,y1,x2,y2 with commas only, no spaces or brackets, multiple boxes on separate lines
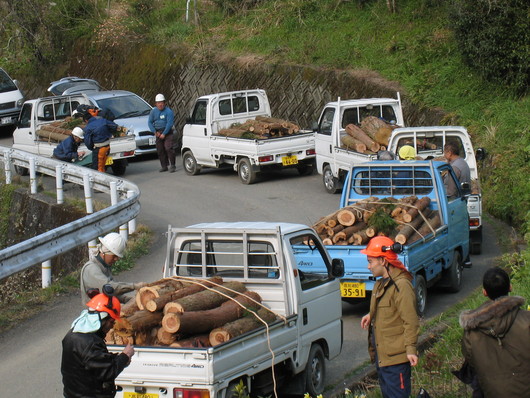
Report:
53,127,86,162
80,232,146,305
148,93,176,172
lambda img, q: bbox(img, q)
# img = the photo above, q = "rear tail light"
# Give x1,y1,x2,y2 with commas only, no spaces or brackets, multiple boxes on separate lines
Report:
123,151,135,157
469,218,480,227
258,155,274,163
173,388,210,398
306,148,316,155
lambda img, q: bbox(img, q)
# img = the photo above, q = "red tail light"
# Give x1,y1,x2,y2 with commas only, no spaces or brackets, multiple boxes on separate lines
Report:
306,148,316,155
123,151,135,157
258,155,273,162
469,218,480,227
173,388,210,398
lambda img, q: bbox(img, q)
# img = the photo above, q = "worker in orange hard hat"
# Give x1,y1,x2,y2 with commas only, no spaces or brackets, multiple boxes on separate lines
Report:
360,236,420,398
61,285,134,398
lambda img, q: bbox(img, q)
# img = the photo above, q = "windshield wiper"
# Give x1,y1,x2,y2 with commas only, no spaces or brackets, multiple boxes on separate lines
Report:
117,111,141,118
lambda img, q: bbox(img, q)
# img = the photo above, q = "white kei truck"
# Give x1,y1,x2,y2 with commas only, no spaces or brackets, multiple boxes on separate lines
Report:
387,126,486,254
181,90,316,184
12,94,136,175
315,94,405,194
110,222,345,398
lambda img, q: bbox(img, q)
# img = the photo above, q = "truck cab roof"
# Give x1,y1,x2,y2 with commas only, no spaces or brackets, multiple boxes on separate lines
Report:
187,221,310,235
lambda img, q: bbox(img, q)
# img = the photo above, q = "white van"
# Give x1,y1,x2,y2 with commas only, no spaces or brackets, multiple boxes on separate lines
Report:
0,68,25,127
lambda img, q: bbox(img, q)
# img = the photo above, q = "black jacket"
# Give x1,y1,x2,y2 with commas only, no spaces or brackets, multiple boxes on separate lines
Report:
61,329,130,398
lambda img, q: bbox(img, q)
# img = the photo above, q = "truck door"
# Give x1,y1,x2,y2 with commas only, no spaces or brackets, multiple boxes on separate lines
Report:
315,107,336,174
440,167,469,249
183,99,213,165
287,233,343,363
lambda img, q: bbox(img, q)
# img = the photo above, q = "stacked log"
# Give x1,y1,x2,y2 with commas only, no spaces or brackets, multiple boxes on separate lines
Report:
340,116,398,153
313,195,441,246
106,277,278,348
345,124,380,152
218,116,301,139
360,116,397,146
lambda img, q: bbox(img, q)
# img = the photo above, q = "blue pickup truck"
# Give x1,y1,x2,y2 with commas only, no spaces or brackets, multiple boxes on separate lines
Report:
297,160,471,314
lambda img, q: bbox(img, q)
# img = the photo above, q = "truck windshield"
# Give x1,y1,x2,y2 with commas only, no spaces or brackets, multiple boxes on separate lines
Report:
96,94,152,119
176,240,279,279
0,70,18,93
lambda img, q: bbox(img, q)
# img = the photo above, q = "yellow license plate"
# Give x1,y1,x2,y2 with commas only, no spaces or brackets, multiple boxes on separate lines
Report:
340,282,366,298
123,393,158,398
105,156,114,166
282,155,298,166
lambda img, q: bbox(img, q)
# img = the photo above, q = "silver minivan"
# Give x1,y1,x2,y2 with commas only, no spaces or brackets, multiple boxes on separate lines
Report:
0,68,25,127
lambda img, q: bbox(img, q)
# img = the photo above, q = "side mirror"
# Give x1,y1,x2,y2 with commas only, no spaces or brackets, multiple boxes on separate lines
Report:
475,148,487,161
331,258,344,278
461,181,471,197
311,121,319,132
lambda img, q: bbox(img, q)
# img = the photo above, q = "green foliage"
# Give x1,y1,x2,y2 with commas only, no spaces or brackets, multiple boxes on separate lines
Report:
367,208,397,236
0,184,17,249
212,0,266,15
450,0,530,95
112,225,153,273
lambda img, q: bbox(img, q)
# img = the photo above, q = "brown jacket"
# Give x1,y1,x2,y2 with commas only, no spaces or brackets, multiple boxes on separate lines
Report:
368,267,419,367
460,295,530,398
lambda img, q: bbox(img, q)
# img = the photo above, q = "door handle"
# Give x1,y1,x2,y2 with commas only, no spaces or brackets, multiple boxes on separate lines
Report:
204,128,207,136
303,308,308,325
329,145,332,153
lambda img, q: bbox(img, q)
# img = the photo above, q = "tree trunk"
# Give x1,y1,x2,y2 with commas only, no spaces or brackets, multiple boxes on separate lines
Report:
345,124,380,152
157,327,178,345
337,208,356,226
163,281,247,315
162,291,262,334
360,116,390,139
209,308,277,346
341,135,367,152
114,310,164,336
145,277,223,313
374,127,394,146
403,196,431,223
394,210,430,245
136,279,184,310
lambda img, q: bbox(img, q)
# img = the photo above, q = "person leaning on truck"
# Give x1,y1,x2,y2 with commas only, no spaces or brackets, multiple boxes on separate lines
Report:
443,141,471,198
61,288,135,398
148,93,176,173
75,104,118,172
80,232,145,305
360,236,419,398
52,127,86,162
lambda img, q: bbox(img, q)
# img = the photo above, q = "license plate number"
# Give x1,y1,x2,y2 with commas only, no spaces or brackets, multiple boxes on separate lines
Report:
1,117,12,125
123,393,159,398
282,155,298,166
148,136,156,145
340,282,366,298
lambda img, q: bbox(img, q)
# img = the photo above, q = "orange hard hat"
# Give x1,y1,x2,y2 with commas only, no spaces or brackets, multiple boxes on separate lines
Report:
86,292,121,320
361,236,407,270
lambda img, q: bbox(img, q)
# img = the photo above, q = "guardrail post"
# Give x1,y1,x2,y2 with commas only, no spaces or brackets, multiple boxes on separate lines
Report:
41,260,52,288
29,157,37,194
3,150,12,184
83,173,97,256
127,190,137,234
56,165,64,204
110,182,128,241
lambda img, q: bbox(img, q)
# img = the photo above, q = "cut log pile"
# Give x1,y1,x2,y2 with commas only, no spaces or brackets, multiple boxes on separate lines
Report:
218,116,302,139
106,277,278,348
36,117,127,143
340,116,398,154
312,196,441,246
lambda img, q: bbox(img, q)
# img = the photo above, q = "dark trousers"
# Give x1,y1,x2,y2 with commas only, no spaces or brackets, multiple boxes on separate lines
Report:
156,133,176,168
377,361,411,398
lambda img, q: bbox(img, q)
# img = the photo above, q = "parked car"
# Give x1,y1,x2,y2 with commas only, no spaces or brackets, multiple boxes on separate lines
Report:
85,90,157,155
47,77,102,96
0,67,25,127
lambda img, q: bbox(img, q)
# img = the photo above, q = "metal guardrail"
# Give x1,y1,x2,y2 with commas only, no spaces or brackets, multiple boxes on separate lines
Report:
0,146,141,284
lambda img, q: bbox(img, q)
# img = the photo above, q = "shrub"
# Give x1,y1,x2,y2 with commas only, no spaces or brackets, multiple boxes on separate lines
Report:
450,0,530,95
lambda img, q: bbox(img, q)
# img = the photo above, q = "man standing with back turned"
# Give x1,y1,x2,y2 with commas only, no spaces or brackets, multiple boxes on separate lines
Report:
460,266,530,398
148,93,176,173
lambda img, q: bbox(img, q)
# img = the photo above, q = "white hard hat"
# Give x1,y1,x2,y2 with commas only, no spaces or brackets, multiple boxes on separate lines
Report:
155,93,166,102
99,232,126,258
71,127,84,139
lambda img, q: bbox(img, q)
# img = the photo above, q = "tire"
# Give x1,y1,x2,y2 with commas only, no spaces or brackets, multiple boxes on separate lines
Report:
297,162,314,176
323,165,339,194
14,165,28,176
304,344,326,397
470,229,482,254
182,151,200,175
238,157,257,185
414,274,427,317
447,251,463,293
110,159,127,176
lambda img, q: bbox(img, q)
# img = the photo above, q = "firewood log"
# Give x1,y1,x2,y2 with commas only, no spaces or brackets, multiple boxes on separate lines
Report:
394,211,429,245
163,281,247,315
327,218,337,228
162,291,262,334
342,222,368,238
145,277,223,313
114,310,164,336
341,135,367,152
403,196,431,223
136,279,184,310
345,124,380,152
352,229,370,245
209,308,277,346
337,208,356,226
360,116,390,139
374,127,393,146
157,327,178,345
170,335,211,348
120,299,140,317
332,231,347,244
322,238,333,245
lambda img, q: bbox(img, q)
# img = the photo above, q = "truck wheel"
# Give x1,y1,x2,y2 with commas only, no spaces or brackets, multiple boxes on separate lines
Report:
304,344,326,396
110,159,127,176
414,274,427,316
470,230,482,254
447,251,463,293
238,158,257,185
14,165,28,176
183,151,200,175
323,165,339,194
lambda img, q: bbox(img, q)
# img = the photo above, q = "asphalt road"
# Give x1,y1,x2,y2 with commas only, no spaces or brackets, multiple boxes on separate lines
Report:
0,128,500,396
